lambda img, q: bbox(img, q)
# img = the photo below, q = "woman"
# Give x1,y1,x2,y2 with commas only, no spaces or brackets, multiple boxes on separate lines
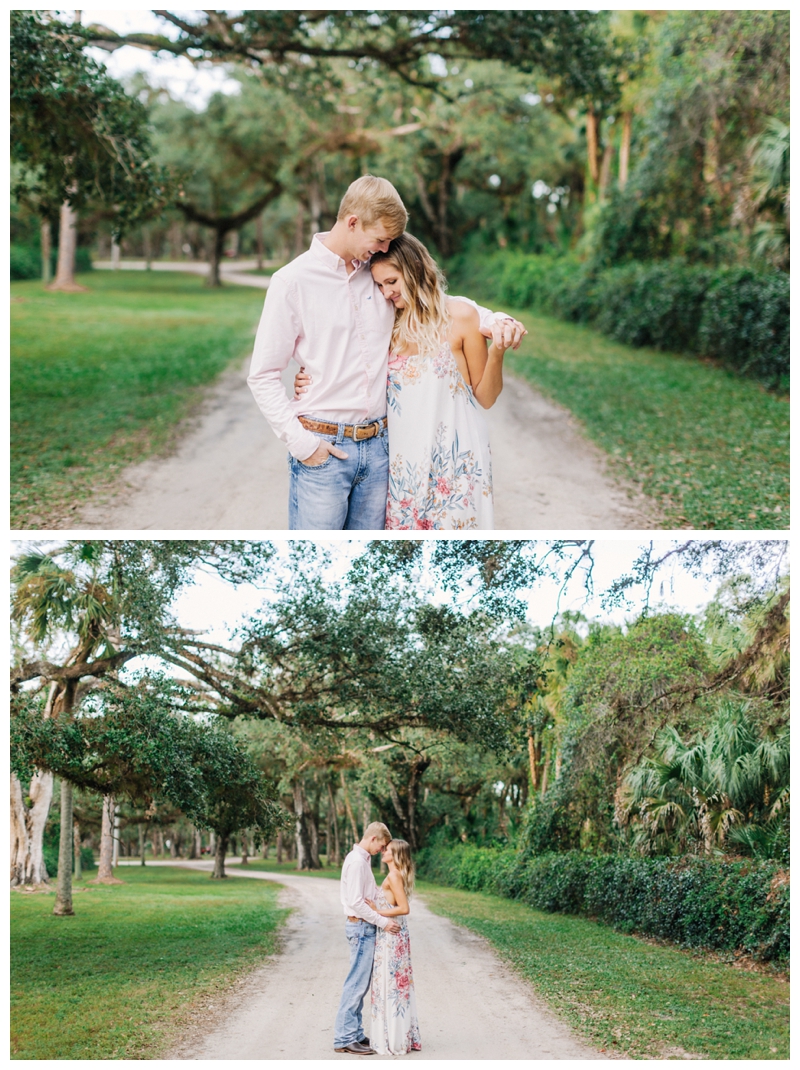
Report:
365,838,421,1056
295,234,514,529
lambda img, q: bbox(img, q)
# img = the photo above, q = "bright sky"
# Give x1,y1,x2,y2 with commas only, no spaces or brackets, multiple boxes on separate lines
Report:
79,9,243,108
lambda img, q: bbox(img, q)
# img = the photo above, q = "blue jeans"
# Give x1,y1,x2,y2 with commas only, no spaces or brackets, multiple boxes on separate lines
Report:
333,920,376,1048
288,425,389,530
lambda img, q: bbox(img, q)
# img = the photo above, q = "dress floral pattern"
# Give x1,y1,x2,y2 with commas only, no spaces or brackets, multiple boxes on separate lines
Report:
370,888,422,1056
385,342,494,530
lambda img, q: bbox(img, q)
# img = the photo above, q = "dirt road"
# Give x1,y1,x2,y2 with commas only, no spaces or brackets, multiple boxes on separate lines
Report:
74,355,656,531
162,862,601,1061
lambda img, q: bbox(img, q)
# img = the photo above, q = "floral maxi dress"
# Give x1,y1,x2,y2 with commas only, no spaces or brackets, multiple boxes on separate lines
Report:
370,888,422,1056
385,341,494,530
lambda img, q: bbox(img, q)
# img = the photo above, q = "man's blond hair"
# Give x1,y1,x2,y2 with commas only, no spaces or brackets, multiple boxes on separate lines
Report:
363,821,392,844
337,175,408,236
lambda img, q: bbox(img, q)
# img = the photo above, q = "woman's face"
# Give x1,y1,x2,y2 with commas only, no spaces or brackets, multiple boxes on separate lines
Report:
381,844,394,865
371,260,406,310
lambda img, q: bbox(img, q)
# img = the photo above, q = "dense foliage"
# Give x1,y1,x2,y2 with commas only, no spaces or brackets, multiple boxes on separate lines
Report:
417,844,789,964
447,251,789,388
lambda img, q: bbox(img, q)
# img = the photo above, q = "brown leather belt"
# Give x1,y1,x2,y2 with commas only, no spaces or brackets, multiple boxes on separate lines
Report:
299,416,387,441
347,915,361,922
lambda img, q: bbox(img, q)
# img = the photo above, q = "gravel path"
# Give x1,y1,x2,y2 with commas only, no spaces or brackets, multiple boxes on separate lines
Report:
73,358,656,531
157,861,602,1061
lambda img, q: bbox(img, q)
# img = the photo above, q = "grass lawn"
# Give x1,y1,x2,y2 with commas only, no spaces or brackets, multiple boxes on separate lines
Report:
11,270,266,528
231,857,341,879
477,302,789,529
10,865,288,1060
419,882,789,1060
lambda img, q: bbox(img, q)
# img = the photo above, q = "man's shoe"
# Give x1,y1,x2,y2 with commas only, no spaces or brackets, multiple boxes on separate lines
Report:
334,1040,376,1055
359,1037,369,1047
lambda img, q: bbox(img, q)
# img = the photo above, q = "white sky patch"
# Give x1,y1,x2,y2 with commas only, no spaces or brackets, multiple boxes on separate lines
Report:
79,9,242,109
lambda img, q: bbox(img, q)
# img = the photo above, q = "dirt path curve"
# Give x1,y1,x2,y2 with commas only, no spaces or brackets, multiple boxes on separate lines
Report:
155,860,602,1061
76,265,656,530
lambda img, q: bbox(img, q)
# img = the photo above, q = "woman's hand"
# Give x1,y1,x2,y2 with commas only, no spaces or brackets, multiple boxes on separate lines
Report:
491,317,526,352
365,898,376,910
294,366,312,399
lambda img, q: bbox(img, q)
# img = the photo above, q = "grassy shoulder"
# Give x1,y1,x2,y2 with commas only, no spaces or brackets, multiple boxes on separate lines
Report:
418,882,788,1060
483,302,788,529
11,271,266,528
230,858,341,880
11,865,288,1060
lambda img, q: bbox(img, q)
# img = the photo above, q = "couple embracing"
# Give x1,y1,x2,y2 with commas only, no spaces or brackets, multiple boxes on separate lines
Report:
334,822,420,1057
248,175,526,530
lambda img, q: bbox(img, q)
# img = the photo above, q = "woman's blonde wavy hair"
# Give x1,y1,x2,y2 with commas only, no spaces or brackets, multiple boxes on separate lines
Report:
370,233,449,357
387,838,415,898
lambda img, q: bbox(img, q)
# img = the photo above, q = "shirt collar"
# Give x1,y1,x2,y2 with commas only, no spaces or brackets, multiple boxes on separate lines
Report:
311,232,366,274
353,844,370,860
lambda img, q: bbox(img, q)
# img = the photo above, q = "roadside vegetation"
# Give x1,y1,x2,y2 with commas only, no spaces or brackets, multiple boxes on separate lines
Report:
10,271,264,528
10,866,288,1060
458,298,789,529
421,882,789,1060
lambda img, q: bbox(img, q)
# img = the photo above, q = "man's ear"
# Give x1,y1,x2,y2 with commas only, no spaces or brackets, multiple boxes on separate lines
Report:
346,215,359,231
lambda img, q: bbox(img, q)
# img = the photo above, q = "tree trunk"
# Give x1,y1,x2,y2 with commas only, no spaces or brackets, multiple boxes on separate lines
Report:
112,804,121,866
276,830,283,864
139,823,146,865
326,781,341,867
206,226,226,287
73,819,82,881
618,111,632,190
256,213,264,270
49,197,87,292
527,731,539,791
585,107,599,184
111,236,120,269
241,835,249,865
10,770,53,886
53,779,75,915
598,142,614,202
40,219,52,283
143,225,152,270
211,832,229,878
96,794,115,880
292,781,319,870
293,204,305,258
340,771,360,845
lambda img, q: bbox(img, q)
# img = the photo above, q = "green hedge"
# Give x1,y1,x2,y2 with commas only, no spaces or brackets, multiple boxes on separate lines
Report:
447,251,789,389
417,844,789,964
11,243,92,281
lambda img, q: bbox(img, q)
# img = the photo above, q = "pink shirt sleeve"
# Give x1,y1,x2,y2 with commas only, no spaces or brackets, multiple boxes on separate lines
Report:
247,275,321,461
450,296,511,336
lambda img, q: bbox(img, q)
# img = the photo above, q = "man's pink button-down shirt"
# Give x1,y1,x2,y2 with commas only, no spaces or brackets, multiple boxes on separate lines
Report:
340,844,390,929
247,233,502,461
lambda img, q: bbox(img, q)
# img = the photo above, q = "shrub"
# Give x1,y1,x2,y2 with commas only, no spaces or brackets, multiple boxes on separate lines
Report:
10,243,92,281
417,845,789,964
699,269,789,388
446,252,788,388
11,243,40,281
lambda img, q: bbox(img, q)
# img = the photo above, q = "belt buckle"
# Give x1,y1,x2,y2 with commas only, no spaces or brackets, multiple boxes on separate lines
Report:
355,420,374,441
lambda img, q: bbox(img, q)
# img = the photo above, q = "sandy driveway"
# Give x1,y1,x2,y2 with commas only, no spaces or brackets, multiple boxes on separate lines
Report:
159,861,601,1061
74,360,656,531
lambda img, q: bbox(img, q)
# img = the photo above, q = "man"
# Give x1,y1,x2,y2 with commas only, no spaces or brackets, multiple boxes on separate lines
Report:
247,174,524,529
333,821,399,1056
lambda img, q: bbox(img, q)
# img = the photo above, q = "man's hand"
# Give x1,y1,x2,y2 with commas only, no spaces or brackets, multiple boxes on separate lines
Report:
492,316,527,351
385,920,401,934
300,439,348,466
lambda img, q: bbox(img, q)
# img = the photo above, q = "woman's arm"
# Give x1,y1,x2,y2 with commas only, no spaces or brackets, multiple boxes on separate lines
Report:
448,298,507,408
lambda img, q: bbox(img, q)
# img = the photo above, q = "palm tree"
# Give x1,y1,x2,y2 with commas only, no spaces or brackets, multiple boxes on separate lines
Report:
11,548,120,912
621,698,789,857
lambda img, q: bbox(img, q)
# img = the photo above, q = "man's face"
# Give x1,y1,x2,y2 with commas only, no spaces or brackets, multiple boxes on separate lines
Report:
347,216,395,261
365,834,390,856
